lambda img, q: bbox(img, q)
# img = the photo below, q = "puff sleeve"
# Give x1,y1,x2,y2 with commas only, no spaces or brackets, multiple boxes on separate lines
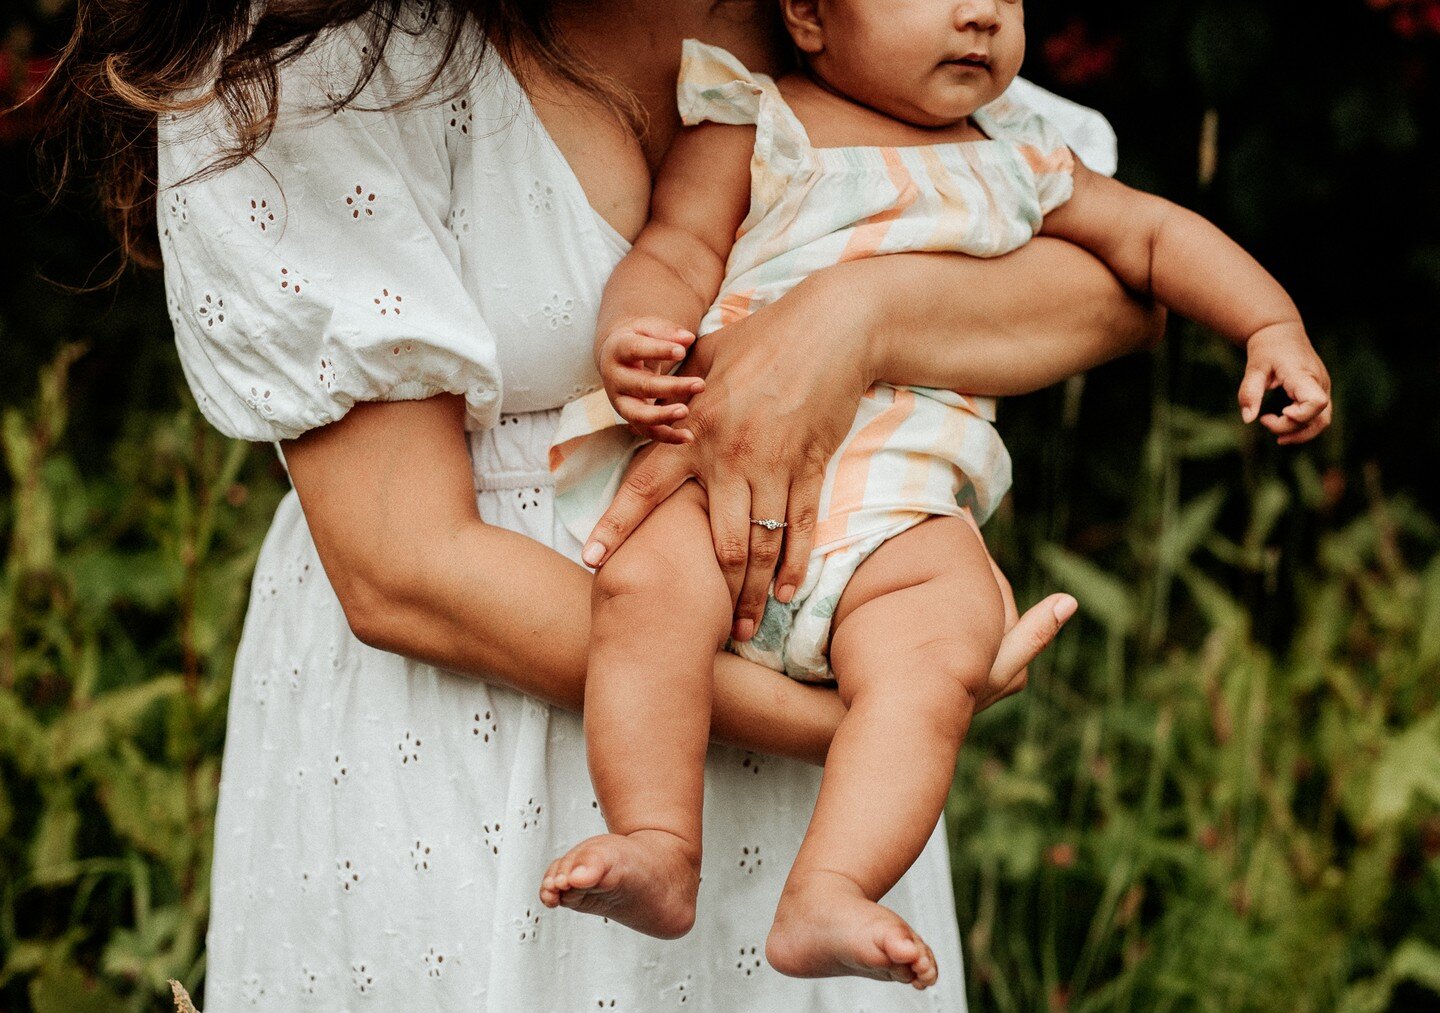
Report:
156,26,501,442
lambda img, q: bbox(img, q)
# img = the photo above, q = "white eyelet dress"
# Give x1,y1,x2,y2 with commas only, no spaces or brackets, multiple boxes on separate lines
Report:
157,17,1115,1013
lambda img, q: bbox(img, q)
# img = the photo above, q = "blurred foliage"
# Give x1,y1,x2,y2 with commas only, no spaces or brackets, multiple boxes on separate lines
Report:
1,0,1438,1011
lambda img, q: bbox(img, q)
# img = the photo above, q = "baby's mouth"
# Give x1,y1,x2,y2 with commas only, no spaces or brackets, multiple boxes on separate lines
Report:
944,53,991,71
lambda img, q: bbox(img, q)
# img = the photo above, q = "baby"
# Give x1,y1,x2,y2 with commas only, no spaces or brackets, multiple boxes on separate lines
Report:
542,0,1331,990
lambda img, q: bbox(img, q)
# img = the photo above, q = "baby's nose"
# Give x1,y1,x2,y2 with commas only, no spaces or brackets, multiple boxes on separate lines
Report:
954,0,1002,32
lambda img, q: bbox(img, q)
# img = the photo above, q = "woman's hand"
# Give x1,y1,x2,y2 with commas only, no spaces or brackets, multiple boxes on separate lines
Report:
581,277,872,641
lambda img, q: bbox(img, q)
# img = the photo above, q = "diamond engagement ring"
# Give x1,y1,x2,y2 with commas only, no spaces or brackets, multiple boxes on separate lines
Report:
750,518,788,531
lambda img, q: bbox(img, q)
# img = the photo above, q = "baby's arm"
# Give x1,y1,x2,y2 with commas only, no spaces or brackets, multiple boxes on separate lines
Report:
594,122,755,443
1041,164,1332,443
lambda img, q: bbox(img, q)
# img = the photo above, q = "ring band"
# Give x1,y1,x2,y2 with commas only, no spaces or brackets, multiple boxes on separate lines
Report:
750,518,787,531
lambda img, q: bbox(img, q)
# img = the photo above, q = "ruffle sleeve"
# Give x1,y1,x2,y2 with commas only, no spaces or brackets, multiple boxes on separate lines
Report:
676,38,767,127
156,23,501,442
975,88,1079,216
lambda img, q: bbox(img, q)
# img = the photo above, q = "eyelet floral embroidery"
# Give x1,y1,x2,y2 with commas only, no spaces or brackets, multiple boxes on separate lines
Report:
255,570,280,600
741,753,765,776
525,180,555,216
247,197,275,232
196,292,226,328
422,945,446,978
471,709,497,742
516,487,541,511
278,266,307,295
448,98,472,134
331,753,350,786
165,190,190,233
337,857,362,892
375,288,404,316
286,766,307,791
411,839,433,871
515,907,541,943
299,964,320,995
447,205,470,237
736,945,762,977
594,1000,617,1010
481,822,502,856
240,974,266,1005
738,845,762,874
298,869,315,894
346,184,377,219
671,974,694,1004
397,730,422,765
245,386,275,417
318,357,337,391
517,797,543,832
250,667,272,705
351,960,375,994
541,292,574,329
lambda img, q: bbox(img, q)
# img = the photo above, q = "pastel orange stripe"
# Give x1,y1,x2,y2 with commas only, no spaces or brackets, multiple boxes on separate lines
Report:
837,148,918,264
815,387,918,547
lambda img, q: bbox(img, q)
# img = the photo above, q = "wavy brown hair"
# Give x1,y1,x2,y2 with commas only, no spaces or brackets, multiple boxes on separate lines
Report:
40,0,628,273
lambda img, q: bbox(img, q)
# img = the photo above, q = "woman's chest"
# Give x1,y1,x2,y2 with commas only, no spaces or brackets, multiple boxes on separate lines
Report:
446,73,629,414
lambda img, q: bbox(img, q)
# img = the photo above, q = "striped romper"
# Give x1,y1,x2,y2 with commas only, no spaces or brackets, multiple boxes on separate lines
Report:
551,40,1077,682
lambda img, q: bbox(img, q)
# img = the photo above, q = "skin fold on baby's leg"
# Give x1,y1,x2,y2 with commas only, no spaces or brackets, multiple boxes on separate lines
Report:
766,514,1006,989
540,481,732,939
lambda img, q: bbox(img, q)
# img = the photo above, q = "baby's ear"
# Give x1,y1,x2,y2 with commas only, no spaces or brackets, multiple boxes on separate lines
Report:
779,0,825,55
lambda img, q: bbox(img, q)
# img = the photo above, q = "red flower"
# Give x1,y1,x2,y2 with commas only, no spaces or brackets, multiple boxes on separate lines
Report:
1042,20,1122,89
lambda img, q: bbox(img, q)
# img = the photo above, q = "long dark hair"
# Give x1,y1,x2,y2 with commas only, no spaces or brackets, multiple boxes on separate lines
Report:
39,1,626,272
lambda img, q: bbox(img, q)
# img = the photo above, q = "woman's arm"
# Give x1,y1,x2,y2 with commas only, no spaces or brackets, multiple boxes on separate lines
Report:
813,236,1166,396
283,395,1072,765
586,239,1162,630
282,394,843,764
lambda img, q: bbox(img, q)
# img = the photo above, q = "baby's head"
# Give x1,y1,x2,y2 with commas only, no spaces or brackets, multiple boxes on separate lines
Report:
781,0,1025,128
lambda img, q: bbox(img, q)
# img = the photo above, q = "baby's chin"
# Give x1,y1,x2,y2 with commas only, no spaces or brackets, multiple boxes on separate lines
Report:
901,81,1010,126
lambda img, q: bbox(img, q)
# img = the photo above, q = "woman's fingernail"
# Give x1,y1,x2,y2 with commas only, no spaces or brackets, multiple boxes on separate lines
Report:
735,618,755,641
1053,595,1078,623
777,584,796,604
582,542,605,567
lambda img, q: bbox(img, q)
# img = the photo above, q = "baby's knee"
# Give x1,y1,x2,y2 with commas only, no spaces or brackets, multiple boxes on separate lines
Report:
593,538,728,619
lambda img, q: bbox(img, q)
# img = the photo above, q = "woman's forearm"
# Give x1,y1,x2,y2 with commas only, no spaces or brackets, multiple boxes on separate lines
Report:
284,395,841,765
357,518,841,764
808,238,1166,396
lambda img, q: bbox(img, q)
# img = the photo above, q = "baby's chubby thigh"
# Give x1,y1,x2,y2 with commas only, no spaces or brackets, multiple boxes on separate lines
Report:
828,515,1007,725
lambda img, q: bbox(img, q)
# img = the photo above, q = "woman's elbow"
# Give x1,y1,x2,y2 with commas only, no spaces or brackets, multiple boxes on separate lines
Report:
329,564,419,655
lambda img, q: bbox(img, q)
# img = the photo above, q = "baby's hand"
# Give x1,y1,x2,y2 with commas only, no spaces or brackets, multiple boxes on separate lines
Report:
1238,322,1332,445
598,317,707,445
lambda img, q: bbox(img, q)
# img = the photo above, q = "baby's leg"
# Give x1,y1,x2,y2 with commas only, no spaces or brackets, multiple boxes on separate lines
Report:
540,481,731,939
766,515,1005,988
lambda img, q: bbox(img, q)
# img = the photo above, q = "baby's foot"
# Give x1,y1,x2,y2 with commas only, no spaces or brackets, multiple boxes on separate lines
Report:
539,830,700,939
766,870,938,989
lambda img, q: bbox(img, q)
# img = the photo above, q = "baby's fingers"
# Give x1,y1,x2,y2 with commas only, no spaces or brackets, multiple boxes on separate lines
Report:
612,367,705,403
609,330,693,366
1277,403,1332,445
1238,364,1272,424
1280,373,1330,424
615,395,689,429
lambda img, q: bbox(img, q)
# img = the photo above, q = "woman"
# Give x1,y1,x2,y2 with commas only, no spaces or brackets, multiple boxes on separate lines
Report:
54,1,1163,1008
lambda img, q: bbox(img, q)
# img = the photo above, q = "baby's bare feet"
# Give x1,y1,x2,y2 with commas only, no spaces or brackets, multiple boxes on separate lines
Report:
539,830,700,939
766,870,938,989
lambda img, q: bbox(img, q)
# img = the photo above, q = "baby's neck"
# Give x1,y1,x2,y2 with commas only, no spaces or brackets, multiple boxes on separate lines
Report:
777,72,989,150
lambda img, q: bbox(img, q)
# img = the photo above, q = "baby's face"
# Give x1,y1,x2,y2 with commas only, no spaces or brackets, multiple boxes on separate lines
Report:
788,0,1025,128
